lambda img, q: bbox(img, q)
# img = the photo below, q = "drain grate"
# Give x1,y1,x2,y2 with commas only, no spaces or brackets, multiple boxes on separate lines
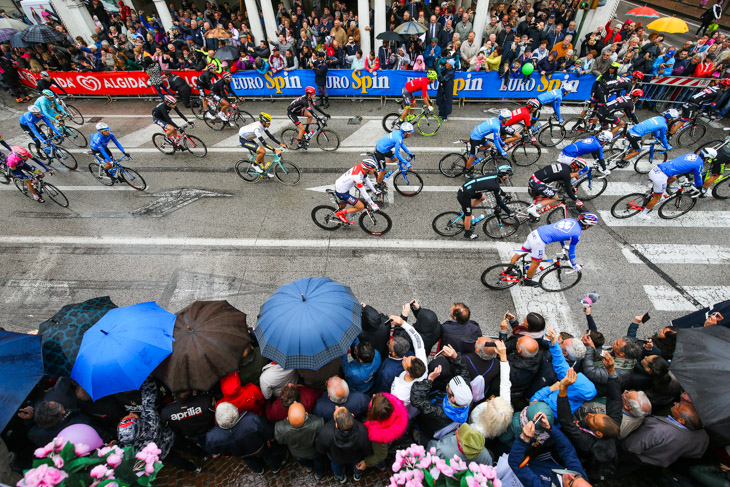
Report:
88,117,102,123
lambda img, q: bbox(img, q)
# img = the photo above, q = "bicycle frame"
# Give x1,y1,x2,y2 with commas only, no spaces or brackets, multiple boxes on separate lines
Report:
504,252,563,283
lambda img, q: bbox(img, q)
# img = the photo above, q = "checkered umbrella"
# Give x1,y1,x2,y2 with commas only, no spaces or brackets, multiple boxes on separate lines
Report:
0,28,18,42
254,277,362,370
10,31,28,48
20,24,65,44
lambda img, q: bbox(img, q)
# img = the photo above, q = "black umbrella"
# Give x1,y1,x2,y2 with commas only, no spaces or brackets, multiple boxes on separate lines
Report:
670,325,730,442
376,31,404,42
670,299,730,329
214,45,240,62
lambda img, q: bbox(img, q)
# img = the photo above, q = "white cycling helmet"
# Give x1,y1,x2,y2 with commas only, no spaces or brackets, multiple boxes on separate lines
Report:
400,122,414,133
96,122,110,131
597,130,613,143
28,105,41,114
700,147,718,160
498,108,512,120
361,158,378,170
663,108,679,120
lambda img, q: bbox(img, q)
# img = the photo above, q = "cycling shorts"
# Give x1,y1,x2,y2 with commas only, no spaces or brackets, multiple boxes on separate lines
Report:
528,179,557,199
287,108,307,125
457,187,475,216
20,124,41,141
597,110,620,126
153,117,172,129
402,87,415,105
91,148,116,162
12,168,30,180
373,149,393,170
520,229,547,261
681,103,699,121
710,159,724,176
211,93,228,103
627,133,642,151
501,126,516,137
557,153,575,165
335,190,358,205
649,165,669,194
240,138,258,152
469,138,486,157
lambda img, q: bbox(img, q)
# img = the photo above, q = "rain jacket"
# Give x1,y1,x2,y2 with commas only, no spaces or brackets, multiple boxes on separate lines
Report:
342,349,382,393
362,393,409,467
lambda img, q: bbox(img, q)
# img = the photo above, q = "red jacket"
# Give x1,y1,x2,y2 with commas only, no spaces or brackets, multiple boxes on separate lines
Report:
694,61,715,78
265,385,323,422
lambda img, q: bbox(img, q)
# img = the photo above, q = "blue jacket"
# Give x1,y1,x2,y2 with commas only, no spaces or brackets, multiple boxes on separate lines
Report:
508,427,587,487
312,390,371,421
629,116,670,150
19,112,61,140
424,44,441,67
470,118,507,156
651,55,675,76
90,131,125,161
374,355,411,394
562,136,603,160
659,153,704,189
537,89,563,122
341,350,381,393
375,131,413,165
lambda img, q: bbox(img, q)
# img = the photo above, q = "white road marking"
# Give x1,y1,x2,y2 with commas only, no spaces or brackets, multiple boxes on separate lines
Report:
644,285,730,311
212,120,288,148
307,182,649,195
341,120,388,147
116,124,161,148
0,185,135,191
622,244,730,265
599,210,730,227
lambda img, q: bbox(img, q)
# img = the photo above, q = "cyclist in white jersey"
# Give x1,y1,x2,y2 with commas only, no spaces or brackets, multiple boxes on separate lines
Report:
333,158,382,224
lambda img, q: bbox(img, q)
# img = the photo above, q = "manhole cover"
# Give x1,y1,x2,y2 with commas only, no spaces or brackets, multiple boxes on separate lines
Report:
88,117,102,123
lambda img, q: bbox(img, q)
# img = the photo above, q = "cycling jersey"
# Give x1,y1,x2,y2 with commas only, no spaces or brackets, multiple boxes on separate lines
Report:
469,118,507,156
628,116,670,149
211,78,233,100
658,153,704,188
335,163,377,204
34,96,67,121
404,77,430,97
195,70,216,92
238,121,281,150
151,102,189,129
503,106,532,128
590,82,608,104
688,86,722,107
531,162,577,200
36,78,68,95
19,112,61,140
597,95,638,124
561,136,605,166
375,131,413,165
605,77,632,96
90,131,125,162
287,95,327,121
6,152,50,177
536,218,582,266
536,88,563,122
460,174,511,214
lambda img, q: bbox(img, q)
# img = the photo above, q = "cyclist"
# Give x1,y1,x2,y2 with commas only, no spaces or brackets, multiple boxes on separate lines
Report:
605,71,643,98
595,89,642,136
210,72,241,122
502,99,539,146
19,105,62,154
507,212,598,287
702,146,728,195
582,75,613,119
152,95,191,140
195,63,218,116
0,133,13,152
287,86,330,149
459,165,515,240
90,122,129,177
34,89,67,122
465,114,510,176
560,130,614,175
620,109,675,167
639,149,711,219
671,79,729,133
399,71,436,123
36,71,69,97
6,146,53,202
238,112,287,175
535,85,574,124
525,159,585,218
333,158,381,224
373,122,415,188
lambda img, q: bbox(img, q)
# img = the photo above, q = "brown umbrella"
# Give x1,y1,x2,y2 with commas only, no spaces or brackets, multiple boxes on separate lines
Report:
154,300,250,392
205,26,232,39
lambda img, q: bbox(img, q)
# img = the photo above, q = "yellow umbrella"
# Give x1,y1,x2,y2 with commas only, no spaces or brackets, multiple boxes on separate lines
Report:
646,16,689,34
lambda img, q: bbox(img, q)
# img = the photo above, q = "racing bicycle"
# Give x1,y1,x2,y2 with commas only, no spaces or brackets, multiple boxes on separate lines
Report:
361,152,422,197
695,127,730,199
202,100,254,130
610,178,699,219
57,96,84,125
40,118,87,148
513,193,582,225
481,251,582,292
532,114,566,147
27,138,78,170
87,153,146,191
235,148,300,185
432,199,530,239
0,151,10,184
607,137,669,174
669,111,707,148
280,115,340,151
152,123,207,158
382,103,441,136
311,189,392,236
439,141,512,178
13,171,68,207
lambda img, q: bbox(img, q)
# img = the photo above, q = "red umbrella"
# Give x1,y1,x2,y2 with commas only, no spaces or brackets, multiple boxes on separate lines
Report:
626,6,661,18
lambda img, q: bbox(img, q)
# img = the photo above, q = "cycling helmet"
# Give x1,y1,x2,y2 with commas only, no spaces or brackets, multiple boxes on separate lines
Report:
629,88,644,98
222,72,232,80
42,89,54,98
498,108,512,120
164,95,177,105
206,63,217,71
526,98,541,109
427,70,437,81
259,112,272,123
28,105,41,114
40,71,50,78
361,158,378,170
720,78,730,86
570,159,587,171
632,70,644,80
96,122,110,132
305,86,316,95
597,130,613,143
400,122,414,133
663,108,679,120
700,147,718,160
11,146,31,158
497,164,514,177
578,212,599,227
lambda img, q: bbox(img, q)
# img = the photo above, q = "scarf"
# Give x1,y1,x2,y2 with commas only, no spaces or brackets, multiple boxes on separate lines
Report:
519,408,550,446
442,395,469,423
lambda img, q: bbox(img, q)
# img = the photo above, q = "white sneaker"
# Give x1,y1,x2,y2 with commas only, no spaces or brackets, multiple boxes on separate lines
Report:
600,168,611,176
266,172,274,178
527,206,540,218
252,165,263,174
638,212,651,220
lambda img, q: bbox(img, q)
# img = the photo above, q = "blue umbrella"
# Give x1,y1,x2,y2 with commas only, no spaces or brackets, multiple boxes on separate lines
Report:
255,277,361,370
10,31,28,48
71,302,175,401
0,330,44,432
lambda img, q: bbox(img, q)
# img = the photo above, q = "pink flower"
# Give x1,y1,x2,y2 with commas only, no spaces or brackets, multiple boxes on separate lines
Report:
97,446,113,456
90,464,114,479
52,437,67,452
450,456,467,472
52,454,64,469
41,466,69,486
34,441,55,459
483,466,496,479
144,461,156,475
74,443,92,457
18,464,47,487
430,466,441,480
493,479,502,487
141,443,162,457
106,453,123,468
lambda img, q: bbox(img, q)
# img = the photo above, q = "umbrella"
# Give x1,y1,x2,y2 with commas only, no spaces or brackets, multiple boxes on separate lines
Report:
154,300,251,393
10,31,28,48
671,325,730,442
20,24,65,44
376,30,405,42
255,277,361,370
394,21,428,35
38,296,118,377
646,16,689,34
0,28,18,42
0,17,30,30
70,301,175,401
625,6,661,18
205,26,232,38
0,330,44,432
214,45,240,62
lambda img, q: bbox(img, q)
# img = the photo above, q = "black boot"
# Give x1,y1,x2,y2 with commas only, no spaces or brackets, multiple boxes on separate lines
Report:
323,96,330,109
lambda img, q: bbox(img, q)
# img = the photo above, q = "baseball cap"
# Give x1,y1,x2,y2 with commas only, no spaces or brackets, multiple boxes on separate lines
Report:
448,376,472,407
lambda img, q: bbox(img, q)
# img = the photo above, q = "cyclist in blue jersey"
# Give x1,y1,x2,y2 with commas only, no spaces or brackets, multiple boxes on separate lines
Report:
639,149,713,219
465,113,510,176
559,130,613,175
34,89,67,122
459,165,515,240
620,109,675,167
506,213,599,287
535,85,574,124
19,105,62,154
90,122,129,177
373,122,415,188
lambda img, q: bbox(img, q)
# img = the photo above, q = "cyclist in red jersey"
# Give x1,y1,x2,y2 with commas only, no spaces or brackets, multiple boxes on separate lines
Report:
400,70,436,122
502,98,540,146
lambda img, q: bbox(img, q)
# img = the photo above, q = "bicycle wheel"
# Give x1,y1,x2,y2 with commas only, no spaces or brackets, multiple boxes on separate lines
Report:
634,150,667,174
28,142,48,161
190,98,205,119
712,177,730,199
312,205,344,230
393,170,423,196
54,147,78,170
0,168,9,185
42,182,69,208
576,176,607,200
611,193,648,219
204,113,225,131
235,160,261,182
609,136,629,156
658,192,696,219
64,104,84,125
14,178,32,199
317,130,340,151
481,263,520,290
279,128,299,149
417,113,440,136
64,127,88,148
274,160,301,185
695,139,724,174
152,133,176,155
121,167,147,191
563,117,589,140
182,135,207,158
88,162,114,186
438,153,467,178
238,110,255,124
537,123,566,147
676,123,707,148
359,210,392,235
382,113,401,132
432,211,465,236
539,265,582,292
511,141,541,167
546,206,567,224
483,214,520,239
482,156,512,176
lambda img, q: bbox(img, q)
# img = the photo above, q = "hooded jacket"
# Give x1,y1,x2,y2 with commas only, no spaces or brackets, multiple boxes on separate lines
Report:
359,305,391,359
205,411,273,458
316,418,373,465
362,393,409,467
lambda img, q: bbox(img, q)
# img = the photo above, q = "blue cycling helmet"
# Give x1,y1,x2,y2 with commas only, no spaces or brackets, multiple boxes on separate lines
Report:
578,212,599,227
41,89,54,98
498,108,512,121
497,165,514,177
